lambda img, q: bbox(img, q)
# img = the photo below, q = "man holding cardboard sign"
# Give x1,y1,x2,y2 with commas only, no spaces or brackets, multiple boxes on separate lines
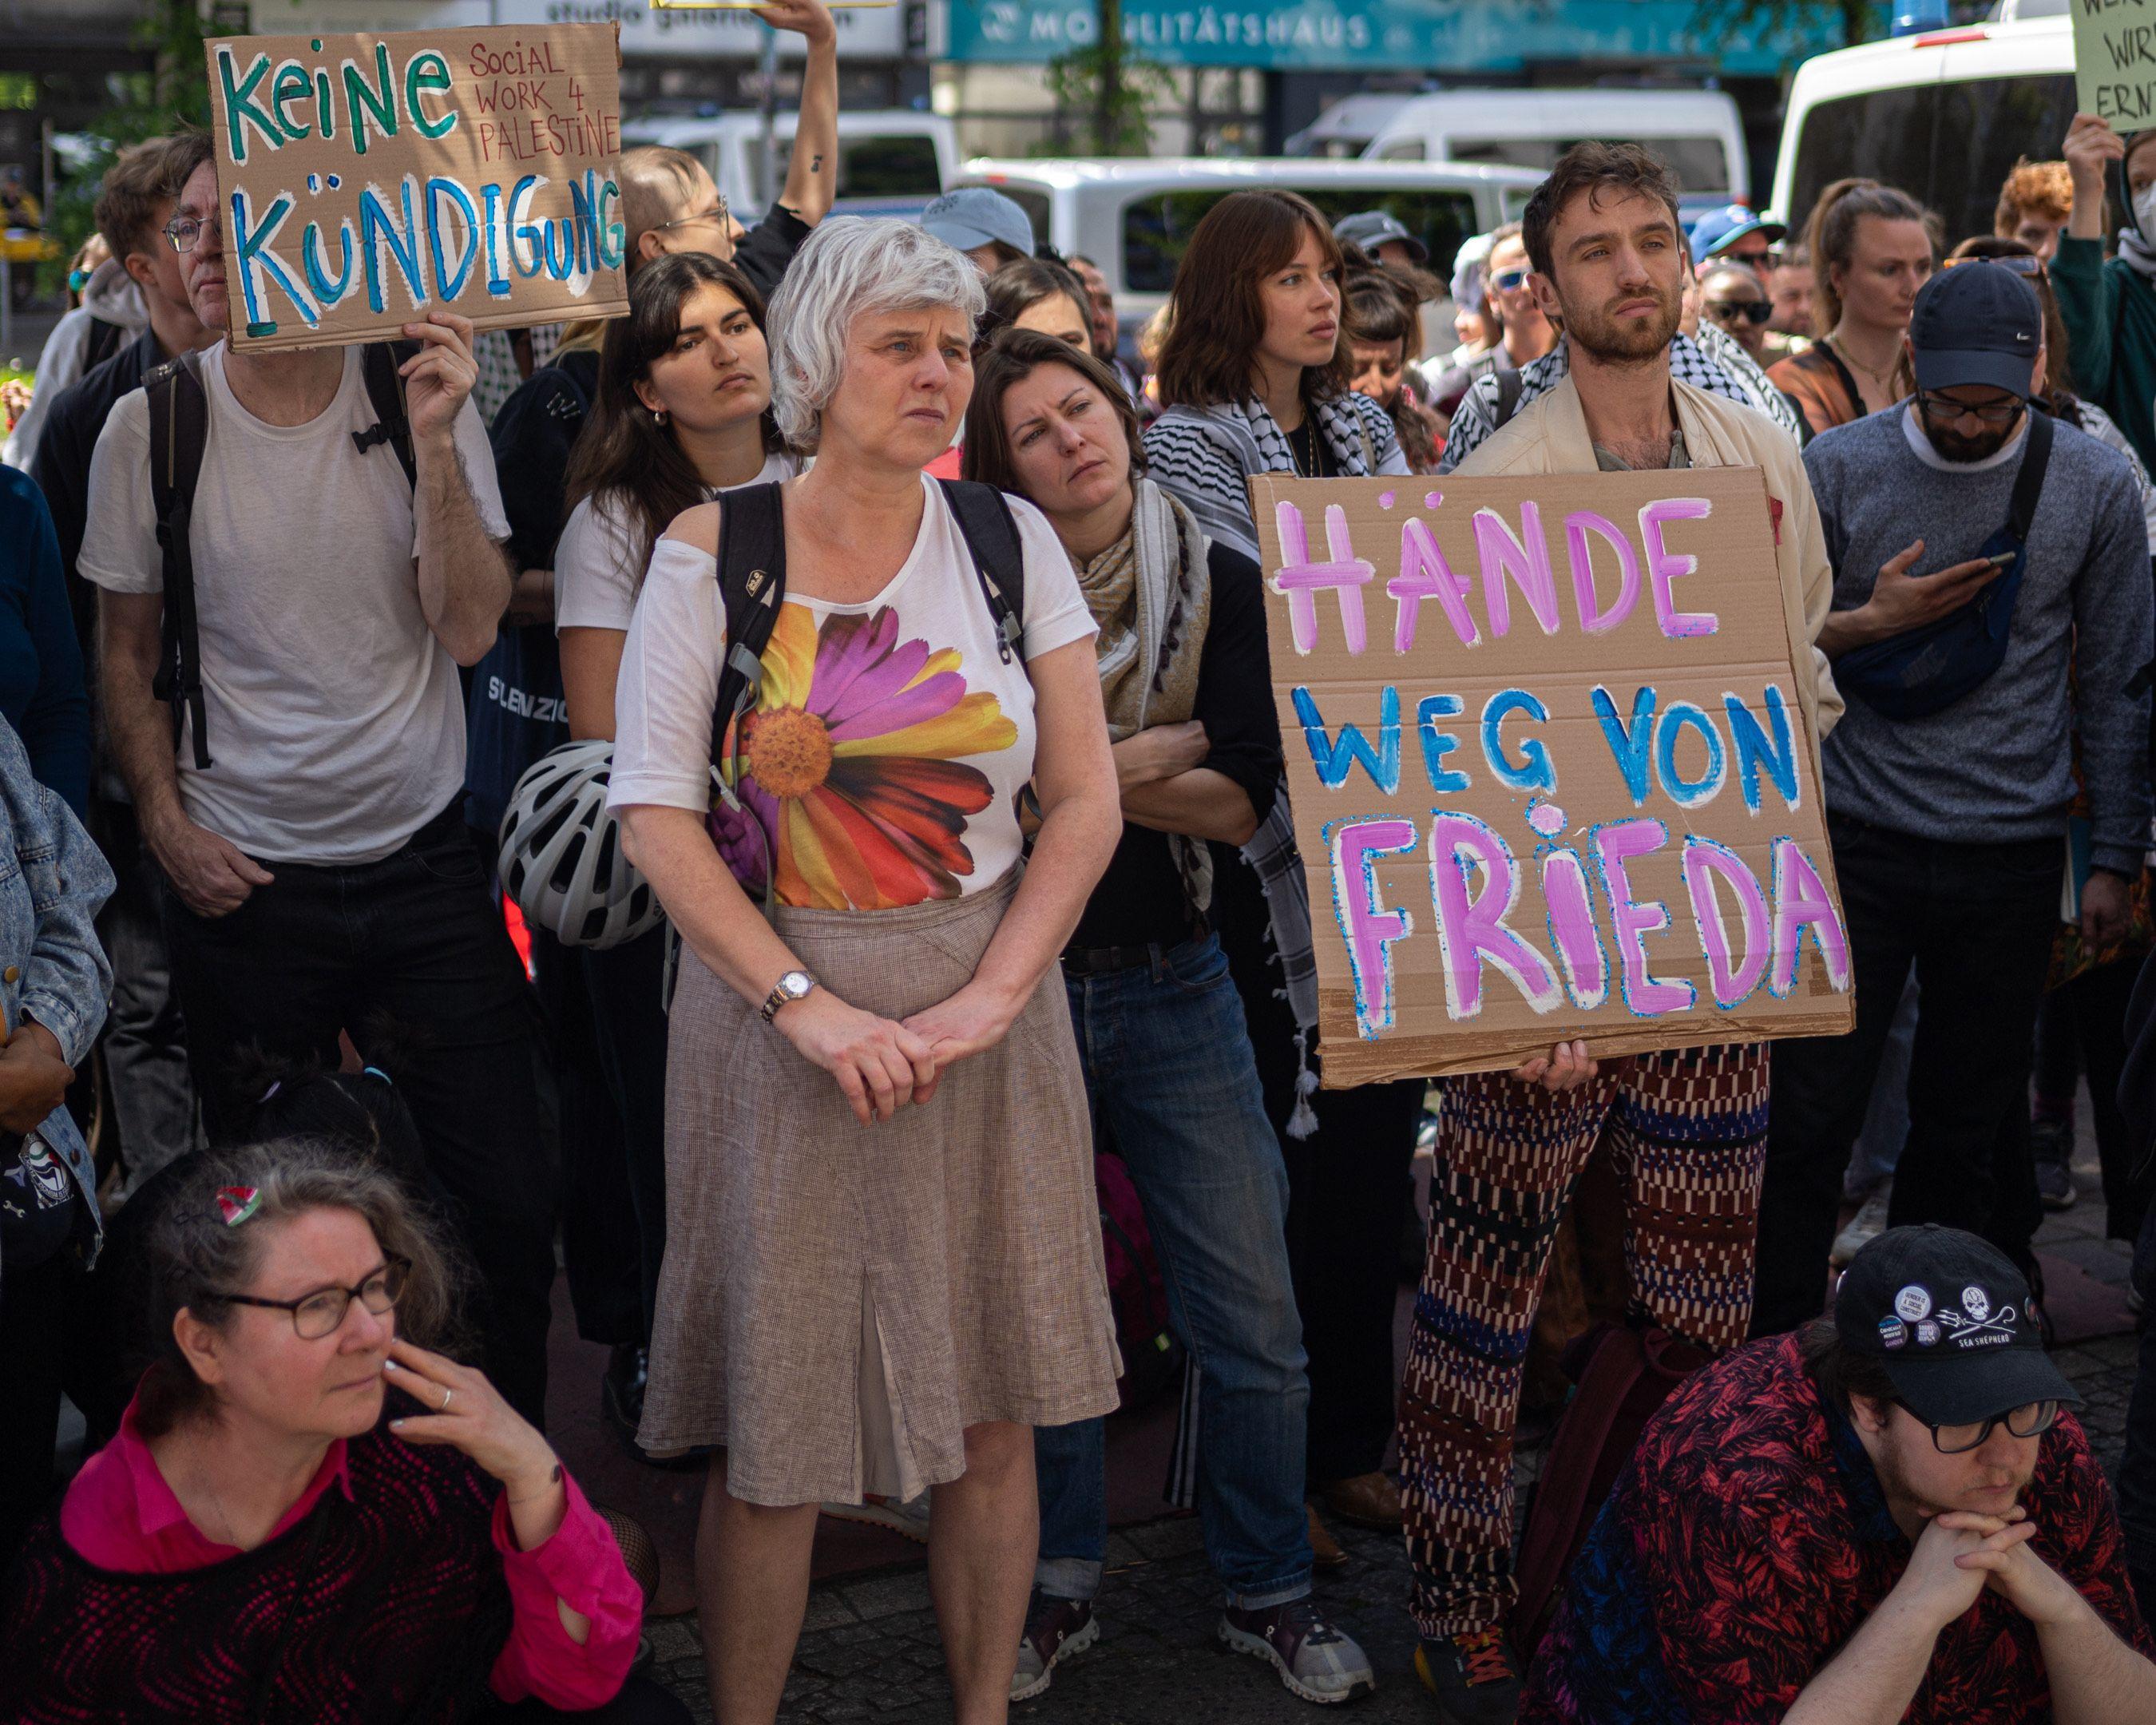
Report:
77,142,555,1427
1357,143,1845,1722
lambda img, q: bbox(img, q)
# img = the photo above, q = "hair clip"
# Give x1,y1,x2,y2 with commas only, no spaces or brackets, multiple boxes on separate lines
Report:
258,1079,282,1104
362,1066,393,1085
216,1187,263,1227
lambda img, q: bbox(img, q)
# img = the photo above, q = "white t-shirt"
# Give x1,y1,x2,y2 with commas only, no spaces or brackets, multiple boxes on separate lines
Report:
78,343,509,865
553,450,802,634
609,475,1095,910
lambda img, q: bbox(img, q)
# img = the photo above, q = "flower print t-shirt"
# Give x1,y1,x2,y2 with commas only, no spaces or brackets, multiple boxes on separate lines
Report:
608,475,1096,910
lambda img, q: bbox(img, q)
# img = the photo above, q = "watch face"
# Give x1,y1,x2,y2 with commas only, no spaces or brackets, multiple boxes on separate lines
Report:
783,971,814,999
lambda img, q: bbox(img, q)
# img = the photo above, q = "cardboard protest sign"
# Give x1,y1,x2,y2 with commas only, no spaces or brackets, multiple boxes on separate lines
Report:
205,23,628,351
1252,469,1853,1085
2073,0,2156,129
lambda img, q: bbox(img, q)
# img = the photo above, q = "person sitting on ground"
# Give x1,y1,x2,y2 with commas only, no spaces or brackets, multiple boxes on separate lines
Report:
1345,269,1442,470
0,1137,680,1723
1998,157,2075,264
1522,1226,2156,1723
921,185,1036,275
2060,112,2156,472
1768,178,1935,437
965,327,1373,1705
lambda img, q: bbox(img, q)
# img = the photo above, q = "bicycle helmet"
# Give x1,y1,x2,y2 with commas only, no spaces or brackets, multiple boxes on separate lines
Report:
497,741,664,949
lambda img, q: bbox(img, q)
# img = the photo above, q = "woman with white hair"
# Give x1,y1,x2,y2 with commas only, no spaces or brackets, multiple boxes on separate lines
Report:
608,217,1124,1722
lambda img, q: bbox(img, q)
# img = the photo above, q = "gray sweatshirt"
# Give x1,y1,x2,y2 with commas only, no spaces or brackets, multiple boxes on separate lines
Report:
1802,406,2153,874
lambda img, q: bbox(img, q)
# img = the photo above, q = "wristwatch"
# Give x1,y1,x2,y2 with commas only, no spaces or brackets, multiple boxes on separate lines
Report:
760,969,818,1024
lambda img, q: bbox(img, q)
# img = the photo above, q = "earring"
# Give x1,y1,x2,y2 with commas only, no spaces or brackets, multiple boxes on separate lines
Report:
652,407,668,426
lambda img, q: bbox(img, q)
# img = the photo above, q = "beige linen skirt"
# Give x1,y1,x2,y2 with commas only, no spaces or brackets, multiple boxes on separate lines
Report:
639,870,1123,1505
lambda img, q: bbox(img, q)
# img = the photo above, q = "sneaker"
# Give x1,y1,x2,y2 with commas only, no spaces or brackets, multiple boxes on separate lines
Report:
1415,1628,1522,1724
1010,1592,1098,1703
1218,1597,1377,1704
818,1491,930,1544
2032,1120,2078,1211
1830,1184,1892,1269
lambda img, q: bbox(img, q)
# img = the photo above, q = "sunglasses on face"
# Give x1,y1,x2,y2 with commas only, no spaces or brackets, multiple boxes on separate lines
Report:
1917,387,2026,426
1705,298,1774,326
1491,268,1530,292
1894,1398,2060,1454
1944,253,2045,279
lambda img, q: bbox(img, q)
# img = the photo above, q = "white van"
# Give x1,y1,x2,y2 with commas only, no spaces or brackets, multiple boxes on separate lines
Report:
1285,93,1422,159
1361,89,1748,212
953,157,1543,334
620,110,958,224
1768,14,2075,248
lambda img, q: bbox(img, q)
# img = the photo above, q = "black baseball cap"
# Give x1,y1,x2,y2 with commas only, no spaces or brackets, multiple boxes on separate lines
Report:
1836,1225,2079,1427
1908,263,2043,400
1334,210,1429,264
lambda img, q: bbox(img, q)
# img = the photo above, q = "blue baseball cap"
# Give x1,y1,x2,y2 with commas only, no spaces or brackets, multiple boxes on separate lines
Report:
1908,262,2043,399
921,187,1036,260
1690,204,1786,258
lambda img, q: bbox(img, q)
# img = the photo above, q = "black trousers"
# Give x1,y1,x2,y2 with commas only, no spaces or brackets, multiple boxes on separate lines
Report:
573,929,670,1345
0,1253,77,1565
159,804,557,1426
1213,854,1419,1486
1754,815,2061,1337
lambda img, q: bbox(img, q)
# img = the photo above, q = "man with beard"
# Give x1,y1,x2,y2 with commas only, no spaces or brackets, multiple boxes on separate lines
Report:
1522,1227,2156,1723
1400,141,1841,1725
1754,264,2150,1338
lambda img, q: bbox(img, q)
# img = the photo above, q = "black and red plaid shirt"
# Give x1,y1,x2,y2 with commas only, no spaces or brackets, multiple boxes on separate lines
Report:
1521,1332,2152,1723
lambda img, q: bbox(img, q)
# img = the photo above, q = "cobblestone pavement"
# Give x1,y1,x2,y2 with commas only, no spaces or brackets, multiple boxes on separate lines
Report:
644,1187,2145,1723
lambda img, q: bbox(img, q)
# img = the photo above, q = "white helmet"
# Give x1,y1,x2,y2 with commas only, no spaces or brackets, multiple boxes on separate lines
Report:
498,741,664,949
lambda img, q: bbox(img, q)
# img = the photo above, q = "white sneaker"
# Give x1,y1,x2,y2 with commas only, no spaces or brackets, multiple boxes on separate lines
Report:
819,1491,930,1543
1830,1184,1892,1269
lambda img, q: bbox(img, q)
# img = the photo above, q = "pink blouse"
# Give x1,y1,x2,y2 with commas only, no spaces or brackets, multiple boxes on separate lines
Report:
60,1394,644,1710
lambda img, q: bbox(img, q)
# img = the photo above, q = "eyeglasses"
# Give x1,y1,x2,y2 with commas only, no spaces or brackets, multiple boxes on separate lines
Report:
164,212,219,254
1894,1398,2060,1454
1916,387,2027,426
650,193,733,242
1945,254,2047,279
1705,298,1774,326
209,1258,410,1340
1490,268,1530,292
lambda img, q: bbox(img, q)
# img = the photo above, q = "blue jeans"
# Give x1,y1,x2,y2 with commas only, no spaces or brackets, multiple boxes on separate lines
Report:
1036,934,1312,1609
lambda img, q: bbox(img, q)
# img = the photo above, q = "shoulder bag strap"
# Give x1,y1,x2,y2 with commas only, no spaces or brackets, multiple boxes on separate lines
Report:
937,478,1027,663
2008,406,2054,544
147,350,212,769
355,341,419,490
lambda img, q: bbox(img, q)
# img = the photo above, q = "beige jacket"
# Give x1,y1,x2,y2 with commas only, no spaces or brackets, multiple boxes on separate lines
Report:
1454,371,1844,738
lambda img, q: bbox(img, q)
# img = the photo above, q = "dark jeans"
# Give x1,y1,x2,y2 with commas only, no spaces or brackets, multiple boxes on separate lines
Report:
574,929,669,1343
1755,815,2061,1337
1036,936,1311,1607
541,925,636,1350
91,797,197,1186
2122,1200,2156,1619
159,804,556,1426
2032,957,2151,1245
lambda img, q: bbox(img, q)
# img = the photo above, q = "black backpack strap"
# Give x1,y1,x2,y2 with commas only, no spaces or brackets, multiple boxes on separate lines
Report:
708,482,788,777
146,351,212,770
83,315,125,375
2008,406,2054,544
1492,367,1526,431
354,340,419,490
937,478,1028,664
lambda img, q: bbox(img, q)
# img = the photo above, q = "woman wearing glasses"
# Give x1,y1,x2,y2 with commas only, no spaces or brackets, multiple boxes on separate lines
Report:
0,1137,688,1724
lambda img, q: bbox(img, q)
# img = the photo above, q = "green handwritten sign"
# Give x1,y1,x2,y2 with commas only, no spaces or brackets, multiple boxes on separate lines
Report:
206,22,629,351
2074,0,2156,129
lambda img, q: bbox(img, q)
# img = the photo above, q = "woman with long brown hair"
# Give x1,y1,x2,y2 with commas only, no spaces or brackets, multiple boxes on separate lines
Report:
545,252,802,1446
1142,188,1409,557
1768,178,1936,434
1140,188,1424,1579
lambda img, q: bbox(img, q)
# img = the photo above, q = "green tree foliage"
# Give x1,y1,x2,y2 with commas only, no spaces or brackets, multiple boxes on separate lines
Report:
1031,0,1174,157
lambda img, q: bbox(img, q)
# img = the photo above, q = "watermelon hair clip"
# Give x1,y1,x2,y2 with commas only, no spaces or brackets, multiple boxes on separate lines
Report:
216,1187,264,1227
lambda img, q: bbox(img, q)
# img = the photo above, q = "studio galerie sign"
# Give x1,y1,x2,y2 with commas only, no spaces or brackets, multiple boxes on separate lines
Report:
205,22,629,351
1253,469,1854,1085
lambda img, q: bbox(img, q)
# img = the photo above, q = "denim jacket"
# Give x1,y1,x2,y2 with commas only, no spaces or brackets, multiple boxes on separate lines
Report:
0,711,113,1273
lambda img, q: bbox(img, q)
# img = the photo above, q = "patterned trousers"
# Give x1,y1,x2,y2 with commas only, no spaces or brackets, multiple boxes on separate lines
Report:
1400,1043,1769,1640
